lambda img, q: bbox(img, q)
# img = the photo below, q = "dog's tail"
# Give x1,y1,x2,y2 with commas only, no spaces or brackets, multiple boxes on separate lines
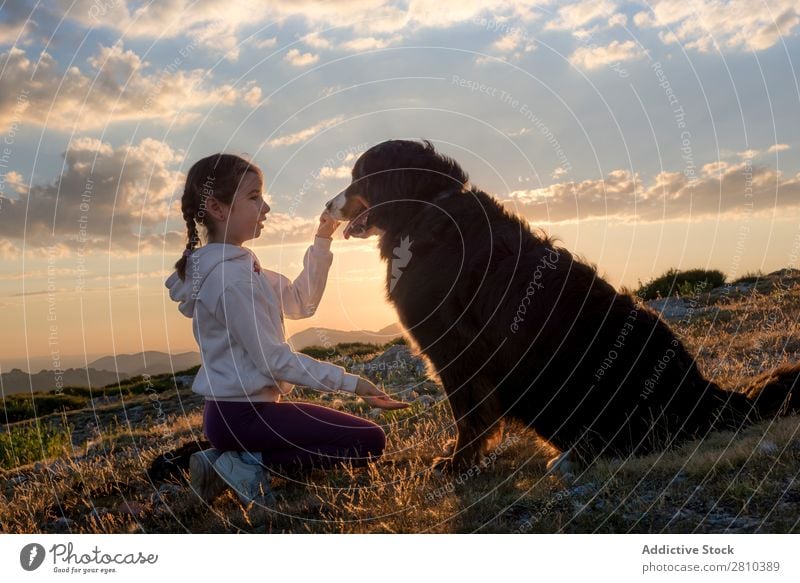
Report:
733,363,800,421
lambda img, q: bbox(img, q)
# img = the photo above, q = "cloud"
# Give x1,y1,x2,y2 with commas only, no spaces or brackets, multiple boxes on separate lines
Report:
0,239,21,260
547,0,618,30
769,143,791,153
63,0,550,58
634,0,800,52
570,40,645,70
318,165,352,180
302,32,333,50
0,137,183,256
66,0,274,60
0,134,324,257
64,0,407,48
266,116,345,148
737,149,760,159
0,16,34,46
250,36,278,50
1,171,27,195
284,48,319,66
504,161,800,223
341,35,404,51
256,212,319,244
607,13,627,27
243,85,263,107
490,29,537,59
0,42,250,132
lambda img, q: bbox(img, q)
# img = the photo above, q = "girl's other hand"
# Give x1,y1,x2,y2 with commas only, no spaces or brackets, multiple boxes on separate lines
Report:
354,378,410,410
316,209,341,239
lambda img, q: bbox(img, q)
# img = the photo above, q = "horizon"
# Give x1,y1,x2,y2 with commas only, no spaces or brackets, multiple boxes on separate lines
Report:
1,2,799,369
4,262,793,374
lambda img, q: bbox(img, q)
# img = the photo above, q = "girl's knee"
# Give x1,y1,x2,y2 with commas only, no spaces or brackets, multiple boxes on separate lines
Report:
363,424,386,457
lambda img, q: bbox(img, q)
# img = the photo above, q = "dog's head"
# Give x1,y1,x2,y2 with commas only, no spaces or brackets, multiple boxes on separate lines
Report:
326,140,469,239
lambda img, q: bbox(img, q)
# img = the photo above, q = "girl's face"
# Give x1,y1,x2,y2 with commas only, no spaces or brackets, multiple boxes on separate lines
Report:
215,171,270,245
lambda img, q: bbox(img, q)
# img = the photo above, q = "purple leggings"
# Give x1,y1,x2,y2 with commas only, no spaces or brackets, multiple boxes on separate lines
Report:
203,399,386,476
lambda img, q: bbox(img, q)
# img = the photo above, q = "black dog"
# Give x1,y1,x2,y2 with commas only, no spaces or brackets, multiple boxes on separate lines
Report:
327,139,800,471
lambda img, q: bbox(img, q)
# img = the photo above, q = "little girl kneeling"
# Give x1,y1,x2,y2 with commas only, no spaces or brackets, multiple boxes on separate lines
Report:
165,153,407,505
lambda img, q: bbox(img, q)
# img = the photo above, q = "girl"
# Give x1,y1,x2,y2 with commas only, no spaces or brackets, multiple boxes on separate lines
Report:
165,153,407,505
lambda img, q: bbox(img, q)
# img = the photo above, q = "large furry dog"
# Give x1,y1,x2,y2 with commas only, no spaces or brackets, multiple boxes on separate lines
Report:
326,139,800,471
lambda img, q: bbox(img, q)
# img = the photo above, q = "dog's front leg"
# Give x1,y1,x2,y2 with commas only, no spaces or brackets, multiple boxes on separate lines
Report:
434,374,504,473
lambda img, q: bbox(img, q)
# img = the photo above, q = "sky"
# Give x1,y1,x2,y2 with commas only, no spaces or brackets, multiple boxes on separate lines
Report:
1,0,799,373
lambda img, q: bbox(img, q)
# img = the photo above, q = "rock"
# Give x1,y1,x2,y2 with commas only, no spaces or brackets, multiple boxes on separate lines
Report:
646,297,690,320
91,506,111,518
354,345,427,380
116,501,146,517
151,484,183,509
157,484,183,497
566,482,596,499
646,297,717,321
124,406,145,424
47,516,76,533
174,375,195,388
415,395,436,408
4,474,27,497
758,440,778,455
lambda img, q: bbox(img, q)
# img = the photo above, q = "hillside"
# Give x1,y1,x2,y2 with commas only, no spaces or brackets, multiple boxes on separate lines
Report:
1,270,799,533
0,367,125,397
288,323,402,350
0,351,201,396
86,351,200,378
1,324,403,395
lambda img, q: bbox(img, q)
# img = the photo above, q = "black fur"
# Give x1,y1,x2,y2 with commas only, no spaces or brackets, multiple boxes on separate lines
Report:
343,140,800,469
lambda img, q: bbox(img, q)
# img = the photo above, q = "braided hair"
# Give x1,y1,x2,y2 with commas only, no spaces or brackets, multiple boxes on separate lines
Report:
174,153,263,281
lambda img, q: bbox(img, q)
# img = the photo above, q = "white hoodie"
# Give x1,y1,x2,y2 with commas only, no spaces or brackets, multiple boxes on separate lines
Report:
165,236,359,402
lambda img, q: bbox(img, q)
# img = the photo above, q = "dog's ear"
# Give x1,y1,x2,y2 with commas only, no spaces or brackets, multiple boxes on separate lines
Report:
354,140,469,232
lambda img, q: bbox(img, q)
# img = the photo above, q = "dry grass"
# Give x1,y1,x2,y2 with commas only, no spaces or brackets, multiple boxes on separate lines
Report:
2,279,799,533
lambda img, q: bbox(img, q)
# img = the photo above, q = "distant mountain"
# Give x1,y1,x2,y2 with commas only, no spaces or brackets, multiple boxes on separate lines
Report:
87,351,200,377
0,367,126,396
0,351,201,397
288,323,403,350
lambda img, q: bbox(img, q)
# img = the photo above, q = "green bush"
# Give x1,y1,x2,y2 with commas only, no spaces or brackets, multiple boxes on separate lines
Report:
61,386,120,398
0,421,69,470
299,345,339,359
300,342,385,360
336,342,383,357
1,393,87,424
731,270,765,285
635,268,726,300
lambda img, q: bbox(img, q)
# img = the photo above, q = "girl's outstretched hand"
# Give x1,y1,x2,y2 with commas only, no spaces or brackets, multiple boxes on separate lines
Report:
316,209,340,239
355,378,410,410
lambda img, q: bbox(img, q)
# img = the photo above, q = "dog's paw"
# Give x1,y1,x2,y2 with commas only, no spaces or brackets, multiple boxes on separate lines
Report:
545,449,576,481
431,456,454,476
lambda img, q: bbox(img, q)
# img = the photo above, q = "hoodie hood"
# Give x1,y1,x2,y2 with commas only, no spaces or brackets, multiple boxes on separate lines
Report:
165,243,254,317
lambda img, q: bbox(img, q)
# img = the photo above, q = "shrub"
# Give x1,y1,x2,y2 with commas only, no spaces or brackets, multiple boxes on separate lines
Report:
1,393,87,424
0,420,69,470
336,342,383,357
299,345,339,359
636,268,726,300
731,270,765,285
